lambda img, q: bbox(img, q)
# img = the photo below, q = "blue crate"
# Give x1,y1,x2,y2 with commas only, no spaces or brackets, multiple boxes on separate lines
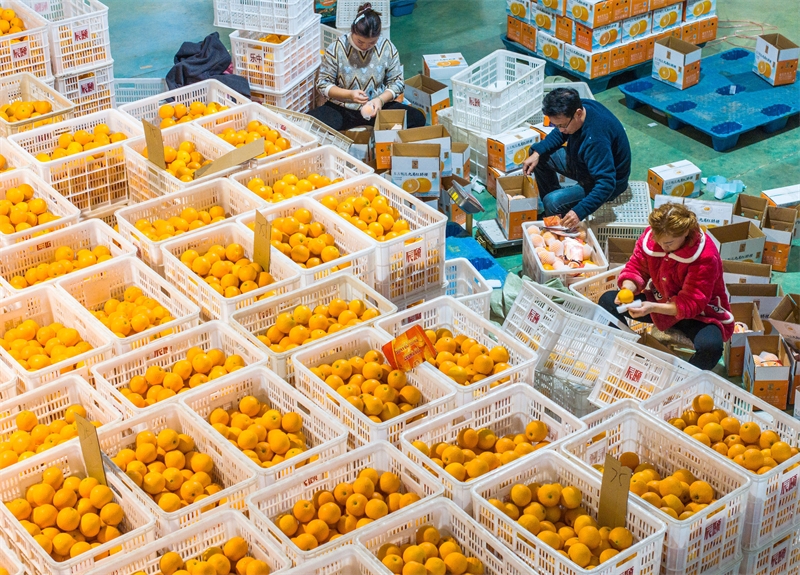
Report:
391,0,416,16
619,48,800,152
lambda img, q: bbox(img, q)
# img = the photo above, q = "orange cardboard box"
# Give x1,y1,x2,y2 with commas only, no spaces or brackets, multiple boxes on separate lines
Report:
630,0,649,16
373,109,406,171
698,16,718,43
404,75,449,126
496,175,539,240
566,0,614,28
725,302,764,377
533,6,557,35
744,335,791,410
628,38,648,65
612,0,629,22
761,206,796,272
754,34,799,86
508,15,523,43
565,44,610,78
650,0,682,9
537,31,564,66
575,21,620,51
555,15,575,43
681,21,699,45
609,44,629,72
521,21,538,51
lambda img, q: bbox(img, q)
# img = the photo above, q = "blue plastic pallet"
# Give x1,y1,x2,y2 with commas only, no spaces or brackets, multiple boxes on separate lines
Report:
620,49,800,152
391,0,416,17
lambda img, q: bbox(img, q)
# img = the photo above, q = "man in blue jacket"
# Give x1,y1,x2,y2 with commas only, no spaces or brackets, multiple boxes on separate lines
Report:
523,88,631,229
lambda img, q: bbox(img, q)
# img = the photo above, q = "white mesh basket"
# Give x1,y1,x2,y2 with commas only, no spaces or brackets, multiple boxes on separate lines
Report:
181,365,349,489
335,0,391,29
236,197,377,287
91,320,268,420
376,296,537,406
80,201,123,229
451,50,545,134
229,275,397,384
262,105,353,152
400,384,586,512
0,285,113,390
0,135,34,171
292,327,456,449
55,256,201,354
568,266,651,335
740,526,800,575
561,409,751,575
8,109,143,213
0,1,50,81
436,106,489,182
0,168,80,246
521,221,609,285
213,0,316,35
471,450,667,575
0,72,75,137
160,222,301,321
247,441,444,565
0,362,17,405
230,15,322,92
320,23,340,54
112,77,167,107
249,67,319,113
53,60,115,116
0,542,22,575
588,181,652,250
444,257,492,318
640,372,800,550
0,441,155,575
114,177,266,272
311,174,447,302
282,546,385,575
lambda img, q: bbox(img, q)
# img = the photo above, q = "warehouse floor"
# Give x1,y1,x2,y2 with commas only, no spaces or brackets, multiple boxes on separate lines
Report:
105,0,800,291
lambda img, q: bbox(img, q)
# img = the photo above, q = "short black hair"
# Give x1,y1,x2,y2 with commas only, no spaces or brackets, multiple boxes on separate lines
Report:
351,3,382,39
542,88,583,118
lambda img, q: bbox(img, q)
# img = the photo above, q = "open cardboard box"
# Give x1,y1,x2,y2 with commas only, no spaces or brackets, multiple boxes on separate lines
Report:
342,126,374,163
451,142,470,179
605,237,636,266
761,206,796,272
390,142,441,199
398,125,452,176
754,33,799,87
769,293,800,350
725,302,764,377
726,283,784,330
732,193,768,226
495,174,539,240
744,334,791,410
373,109,406,171
722,260,772,285
404,74,449,126
653,195,732,228
440,174,473,227
707,221,766,263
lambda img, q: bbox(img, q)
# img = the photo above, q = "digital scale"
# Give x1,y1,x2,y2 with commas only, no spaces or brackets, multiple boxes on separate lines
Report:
475,219,523,257
446,178,485,235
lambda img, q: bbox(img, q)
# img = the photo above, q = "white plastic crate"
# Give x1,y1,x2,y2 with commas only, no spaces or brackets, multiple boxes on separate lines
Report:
230,15,321,92
335,0,391,29
588,181,652,250
213,0,316,35
247,441,444,565
55,257,201,354
740,526,800,575
471,450,667,575
0,136,34,171
0,219,137,294
114,177,266,272
237,197,377,287
444,257,492,318
98,404,257,538
84,509,291,575
528,80,596,125
249,67,319,113
292,327,456,449
436,106,489,182
0,1,51,81
0,285,113,390
0,72,75,137
193,101,319,165
640,372,800,550
0,542,22,575
0,441,155,575
91,320,268,420
357,498,531,575
8,109,142,212
521,221,609,285
532,371,599,418
53,59,115,116
113,77,167,107
451,50,545,135
390,280,447,313
123,123,238,204
160,222,300,321
568,266,651,335
561,409,751,575
320,23,339,53
29,0,111,76
181,365,349,489
262,104,354,152
0,168,80,246
311,174,447,302
400,384,586,513
0,362,17,405
80,200,123,229
376,296,537,406
229,275,397,384
282,546,385,575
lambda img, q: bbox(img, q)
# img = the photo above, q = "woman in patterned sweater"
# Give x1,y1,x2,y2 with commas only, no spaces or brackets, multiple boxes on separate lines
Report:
310,2,426,131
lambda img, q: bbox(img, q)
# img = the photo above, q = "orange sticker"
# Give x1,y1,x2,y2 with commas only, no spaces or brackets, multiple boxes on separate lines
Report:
382,325,435,371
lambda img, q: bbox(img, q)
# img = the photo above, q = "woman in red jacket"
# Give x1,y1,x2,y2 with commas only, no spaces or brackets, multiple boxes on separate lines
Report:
599,202,734,371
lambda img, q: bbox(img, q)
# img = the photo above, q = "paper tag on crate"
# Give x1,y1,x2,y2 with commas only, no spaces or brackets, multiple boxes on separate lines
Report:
780,467,799,498
194,137,265,179
79,77,97,96
404,239,424,267
253,211,271,274
75,414,107,486
10,41,30,63
598,454,631,528
382,325,435,371
621,360,647,387
32,0,49,13
72,24,91,44
246,49,264,67
702,512,726,545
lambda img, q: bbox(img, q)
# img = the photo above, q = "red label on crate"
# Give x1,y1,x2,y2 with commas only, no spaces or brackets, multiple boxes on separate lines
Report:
32,0,49,13
407,312,423,323
772,547,787,568
73,26,90,43
622,569,634,575
781,474,798,496
405,243,423,266
10,41,30,63
468,97,481,108
302,475,319,486
703,517,724,541
247,49,264,66
624,365,643,383
36,241,51,251
527,309,541,324
79,78,97,96
152,347,169,358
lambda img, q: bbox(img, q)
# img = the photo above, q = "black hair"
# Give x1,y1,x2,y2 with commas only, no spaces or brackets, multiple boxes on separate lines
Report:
542,87,583,118
351,2,382,39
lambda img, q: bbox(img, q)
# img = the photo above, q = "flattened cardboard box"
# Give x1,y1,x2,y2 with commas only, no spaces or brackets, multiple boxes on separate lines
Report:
760,206,795,272
496,175,539,240
708,221,766,263
732,193,767,227
727,283,784,331
373,109,406,171
754,33,799,87
647,159,701,198
744,335,791,410
653,195,732,228
390,142,441,199
724,302,764,377
761,183,800,208
769,294,800,349
404,75,450,126
398,124,452,176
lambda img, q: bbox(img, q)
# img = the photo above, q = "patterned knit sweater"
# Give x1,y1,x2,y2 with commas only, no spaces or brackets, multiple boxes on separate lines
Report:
317,34,404,110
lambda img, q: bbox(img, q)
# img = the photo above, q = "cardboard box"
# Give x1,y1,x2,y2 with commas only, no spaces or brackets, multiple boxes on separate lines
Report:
727,283,784,331
390,142,441,199
606,237,636,266
646,159,701,198
630,0,649,16
722,260,772,285
342,126,374,162
651,3,683,34
496,175,540,240
725,302,765,377
744,335,791,410
440,175,474,226
575,21,620,51
612,0,630,22
685,0,715,21
761,183,800,208
621,13,651,42
373,110,406,171
754,34,799,86
537,31,564,66
566,0,614,28
507,0,531,22
698,16,718,43
537,0,566,16
521,21,538,51
652,36,701,90
732,193,768,226
508,15,524,43
398,125,452,177
708,222,766,263
638,332,678,358
451,142,470,179
644,35,657,59
404,75,450,126
769,294,800,348
555,15,576,43
423,53,468,89
486,165,525,197
608,43,629,72
628,38,648,66
488,126,541,172
650,0,683,8
565,44,611,78
761,206,796,272
533,6,557,35
653,195,732,228
681,21,700,45
786,341,799,408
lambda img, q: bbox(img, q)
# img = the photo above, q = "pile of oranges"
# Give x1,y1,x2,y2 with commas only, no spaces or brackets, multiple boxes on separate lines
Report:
33,125,128,162
257,33,288,43
245,172,344,204
275,467,421,551
118,346,246,409
423,328,512,388
142,140,212,183
157,101,229,128
256,301,378,354
207,395,312,470
0,319,92,373
411,420,549,482
8,245,113,289
179,242,278,299
136,536,271,575
133,205,227,242
0,8,25,35
109,429,223,513
376,525,485,575
217,119,291,159
667,394,799,474
0,100,51,124
5,466,127,562
319,186,412,242
87,285,175,339
0,153,14,173
310,348,424,424
0,183,61,235
0,406,101,470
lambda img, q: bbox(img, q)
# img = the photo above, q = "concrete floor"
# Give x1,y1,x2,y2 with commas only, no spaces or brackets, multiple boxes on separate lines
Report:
105,0,800,290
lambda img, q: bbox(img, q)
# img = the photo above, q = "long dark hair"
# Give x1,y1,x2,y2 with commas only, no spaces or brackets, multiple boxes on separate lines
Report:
351,2,382,38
